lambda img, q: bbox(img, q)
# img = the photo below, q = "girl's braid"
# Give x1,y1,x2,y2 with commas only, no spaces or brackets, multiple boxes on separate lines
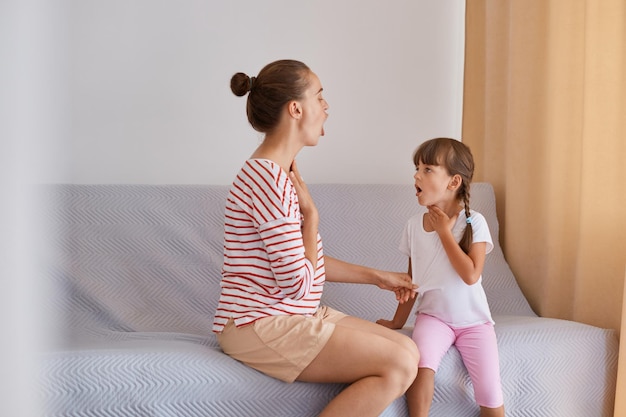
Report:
459,181,473,254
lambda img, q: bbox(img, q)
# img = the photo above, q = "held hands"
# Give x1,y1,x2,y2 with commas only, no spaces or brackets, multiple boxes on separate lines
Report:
376,271,417,304
376,273,417,330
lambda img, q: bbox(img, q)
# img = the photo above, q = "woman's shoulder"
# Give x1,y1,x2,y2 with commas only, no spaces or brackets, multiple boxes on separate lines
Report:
243,158,284,177
233,159,295,210
236,159,289,189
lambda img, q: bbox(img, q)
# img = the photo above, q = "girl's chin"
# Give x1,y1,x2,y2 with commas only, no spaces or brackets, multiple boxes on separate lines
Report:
417,195,438,208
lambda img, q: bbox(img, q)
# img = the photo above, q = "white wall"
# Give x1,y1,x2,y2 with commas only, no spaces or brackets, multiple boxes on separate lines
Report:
63,0,466,185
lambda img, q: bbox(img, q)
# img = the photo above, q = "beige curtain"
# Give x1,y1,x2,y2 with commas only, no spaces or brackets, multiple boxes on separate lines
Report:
462,1,626,415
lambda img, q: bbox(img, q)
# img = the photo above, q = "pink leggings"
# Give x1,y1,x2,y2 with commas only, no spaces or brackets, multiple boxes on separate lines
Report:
411,313,504,408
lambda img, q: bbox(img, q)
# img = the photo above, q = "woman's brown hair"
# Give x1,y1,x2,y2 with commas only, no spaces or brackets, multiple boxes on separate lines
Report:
413,138,475,254
230,59,311,134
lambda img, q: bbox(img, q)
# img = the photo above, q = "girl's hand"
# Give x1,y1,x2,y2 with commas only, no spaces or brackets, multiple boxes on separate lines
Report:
376,318,403,330
394,286,417,304
426,205,456,235
290,160,318,221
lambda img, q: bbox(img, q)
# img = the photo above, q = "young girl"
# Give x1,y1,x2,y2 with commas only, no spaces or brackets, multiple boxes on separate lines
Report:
377,138,505,417
213,59,419,417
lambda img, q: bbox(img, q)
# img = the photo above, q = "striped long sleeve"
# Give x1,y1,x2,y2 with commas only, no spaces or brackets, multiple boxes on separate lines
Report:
213,159,325,333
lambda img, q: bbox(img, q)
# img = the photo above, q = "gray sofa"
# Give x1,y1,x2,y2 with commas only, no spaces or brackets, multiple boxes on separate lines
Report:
41,183,618,417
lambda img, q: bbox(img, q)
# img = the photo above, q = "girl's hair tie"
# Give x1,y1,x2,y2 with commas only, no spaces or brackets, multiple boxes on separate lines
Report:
466,216,472,225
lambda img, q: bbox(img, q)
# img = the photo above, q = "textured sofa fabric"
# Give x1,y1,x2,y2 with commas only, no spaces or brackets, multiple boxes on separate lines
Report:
41,183,618,417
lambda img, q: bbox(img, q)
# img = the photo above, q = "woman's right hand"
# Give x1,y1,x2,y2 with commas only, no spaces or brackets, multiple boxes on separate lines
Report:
290,160,319,270
290,160,318,221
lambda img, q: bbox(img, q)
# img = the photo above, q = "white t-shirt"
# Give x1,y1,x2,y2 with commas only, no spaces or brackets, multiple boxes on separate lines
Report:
399,207,494,327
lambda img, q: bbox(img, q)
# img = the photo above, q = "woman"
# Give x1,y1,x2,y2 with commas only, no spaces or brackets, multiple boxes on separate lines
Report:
212,59,419,417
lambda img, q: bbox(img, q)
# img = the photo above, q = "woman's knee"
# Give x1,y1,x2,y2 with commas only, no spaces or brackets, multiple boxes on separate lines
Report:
404,336,420,363
394,333,421,371
387,345,419,394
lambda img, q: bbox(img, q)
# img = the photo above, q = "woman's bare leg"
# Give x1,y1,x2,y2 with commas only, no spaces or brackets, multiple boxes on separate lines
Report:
297,316,419,417
336,315,420,363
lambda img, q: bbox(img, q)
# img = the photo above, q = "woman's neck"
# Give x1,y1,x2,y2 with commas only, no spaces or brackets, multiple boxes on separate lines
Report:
250,134,301,173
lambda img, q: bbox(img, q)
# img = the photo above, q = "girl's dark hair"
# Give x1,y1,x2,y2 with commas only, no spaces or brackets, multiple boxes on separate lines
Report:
413,138,475,254
230,59,311,133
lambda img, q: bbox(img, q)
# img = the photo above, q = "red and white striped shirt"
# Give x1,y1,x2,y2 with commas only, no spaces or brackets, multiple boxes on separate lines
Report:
212,159,325,333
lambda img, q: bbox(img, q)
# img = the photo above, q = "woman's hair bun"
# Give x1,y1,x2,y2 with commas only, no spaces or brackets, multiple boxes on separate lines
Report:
230,72,252,97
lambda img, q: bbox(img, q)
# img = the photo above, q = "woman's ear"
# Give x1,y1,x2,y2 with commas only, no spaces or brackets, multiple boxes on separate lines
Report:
287,100,302,120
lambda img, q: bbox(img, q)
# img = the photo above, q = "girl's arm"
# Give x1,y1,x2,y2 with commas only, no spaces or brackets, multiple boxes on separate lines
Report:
377,259,417,329
324,255,416,304
428,206,487,285
377,297,416,329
